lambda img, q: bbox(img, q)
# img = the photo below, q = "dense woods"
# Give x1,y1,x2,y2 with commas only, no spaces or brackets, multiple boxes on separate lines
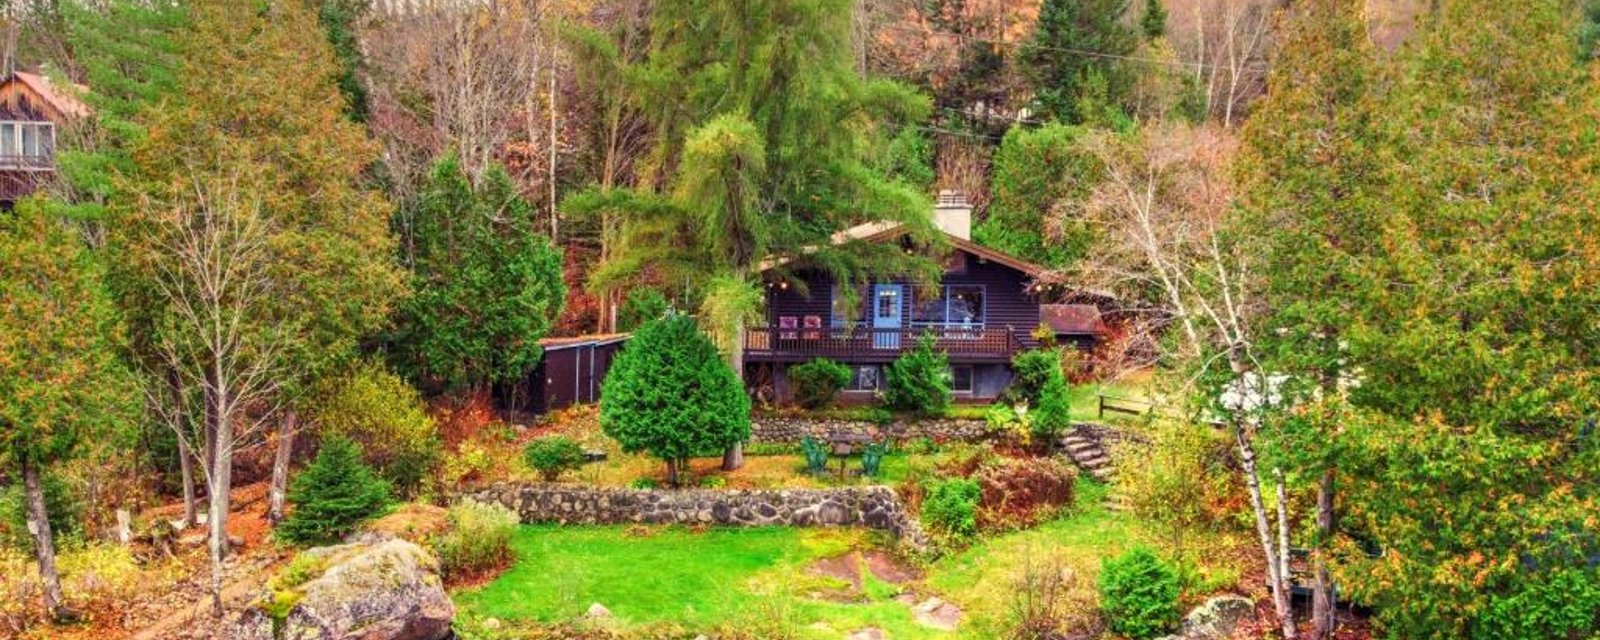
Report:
1,0,1597,638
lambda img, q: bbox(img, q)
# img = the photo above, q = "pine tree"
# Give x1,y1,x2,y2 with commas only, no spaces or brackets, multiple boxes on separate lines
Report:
1140,0,1167,40
1020,0,1138,123
277,437,392,545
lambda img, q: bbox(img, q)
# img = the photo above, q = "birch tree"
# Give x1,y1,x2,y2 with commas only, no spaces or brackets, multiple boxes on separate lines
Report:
1075,124,1298,638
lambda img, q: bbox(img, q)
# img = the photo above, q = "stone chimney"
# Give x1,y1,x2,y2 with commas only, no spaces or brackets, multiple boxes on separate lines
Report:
934,190,972,241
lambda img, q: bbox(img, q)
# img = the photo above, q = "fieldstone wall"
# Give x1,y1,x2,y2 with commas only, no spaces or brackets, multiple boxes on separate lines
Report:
461,484,928,550
751,416,988,444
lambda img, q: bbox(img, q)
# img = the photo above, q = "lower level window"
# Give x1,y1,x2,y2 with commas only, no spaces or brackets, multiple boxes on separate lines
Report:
950,365,974,393
846,365,881,391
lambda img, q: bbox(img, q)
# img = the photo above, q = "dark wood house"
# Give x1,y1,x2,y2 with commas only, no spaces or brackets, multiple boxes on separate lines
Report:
0,71,89,205
747,192,1110,403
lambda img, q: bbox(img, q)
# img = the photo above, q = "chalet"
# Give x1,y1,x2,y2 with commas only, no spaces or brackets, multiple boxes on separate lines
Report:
0,71,89,205
748,191,1110,404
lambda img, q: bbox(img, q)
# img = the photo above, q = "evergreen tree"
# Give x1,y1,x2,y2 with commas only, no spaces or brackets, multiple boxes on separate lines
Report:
1020,0,1138,123
55,0,185,222
884,334,952,417
317,0,370,120
973,123,1099,268
599,315,750,486
1140,0,1167,40
1235,0,1382,635
391,155,566,392
277,437,392,545
568,0,938,469
0,200,136,622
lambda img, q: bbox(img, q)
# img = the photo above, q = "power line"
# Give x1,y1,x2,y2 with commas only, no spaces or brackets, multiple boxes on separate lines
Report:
873,22,1271,75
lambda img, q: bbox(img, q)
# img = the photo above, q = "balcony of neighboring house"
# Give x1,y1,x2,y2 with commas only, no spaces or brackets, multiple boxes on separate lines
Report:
0,120,57,171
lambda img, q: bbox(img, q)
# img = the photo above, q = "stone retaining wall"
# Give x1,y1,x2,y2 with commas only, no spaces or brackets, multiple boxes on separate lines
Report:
462,484,928,550
751,416,988,443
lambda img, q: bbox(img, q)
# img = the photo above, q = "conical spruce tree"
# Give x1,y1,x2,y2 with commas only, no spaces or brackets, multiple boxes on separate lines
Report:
599,314,750,486
278,437,392,545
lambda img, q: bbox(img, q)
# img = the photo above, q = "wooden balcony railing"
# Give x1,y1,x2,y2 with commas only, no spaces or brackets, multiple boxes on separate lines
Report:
0,155,55,170
745,324,1018,360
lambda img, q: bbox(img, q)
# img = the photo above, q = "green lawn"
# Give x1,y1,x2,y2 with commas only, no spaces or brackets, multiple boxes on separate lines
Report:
451,478,1242,638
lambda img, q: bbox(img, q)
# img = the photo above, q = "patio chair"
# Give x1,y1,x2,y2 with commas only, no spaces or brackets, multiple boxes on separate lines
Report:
860,441,888,477
801,436,829,475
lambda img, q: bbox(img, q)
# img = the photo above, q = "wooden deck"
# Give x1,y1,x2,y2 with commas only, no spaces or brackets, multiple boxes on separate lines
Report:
744,325,1021,363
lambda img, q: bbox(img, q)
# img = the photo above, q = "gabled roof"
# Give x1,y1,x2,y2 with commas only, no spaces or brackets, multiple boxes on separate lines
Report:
538,333,631,351
6,72,91,121
825,221,1050,277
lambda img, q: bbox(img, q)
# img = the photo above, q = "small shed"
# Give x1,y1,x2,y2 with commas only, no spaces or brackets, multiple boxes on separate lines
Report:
529,333,630,413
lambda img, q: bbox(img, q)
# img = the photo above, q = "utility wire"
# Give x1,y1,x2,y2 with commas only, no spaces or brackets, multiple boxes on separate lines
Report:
872,22,1271,74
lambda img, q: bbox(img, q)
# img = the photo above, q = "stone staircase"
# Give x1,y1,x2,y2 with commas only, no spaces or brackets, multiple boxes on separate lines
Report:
1058,427,1117,482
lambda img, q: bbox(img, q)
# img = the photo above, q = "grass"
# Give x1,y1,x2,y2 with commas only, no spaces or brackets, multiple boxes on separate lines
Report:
450,477,1251,638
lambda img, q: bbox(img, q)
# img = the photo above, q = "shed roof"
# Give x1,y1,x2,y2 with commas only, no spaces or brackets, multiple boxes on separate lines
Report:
1040,304,1107,336
538,333,631,351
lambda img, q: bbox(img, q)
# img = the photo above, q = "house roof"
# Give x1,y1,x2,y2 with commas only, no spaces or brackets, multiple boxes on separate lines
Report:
1040,304,1107,336
769,220,1051,278
538,333,631,351
7,72,91,121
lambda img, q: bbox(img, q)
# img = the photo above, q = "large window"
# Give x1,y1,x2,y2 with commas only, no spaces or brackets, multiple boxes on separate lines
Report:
913,285,985,326
845,365,881,392
0,121,55,161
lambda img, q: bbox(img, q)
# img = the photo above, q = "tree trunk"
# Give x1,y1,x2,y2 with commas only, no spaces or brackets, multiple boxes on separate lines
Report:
205,372,233,617
722,313,747,471
665,457,679,487
267,410,296,525
1235,422,1296,639
1275,468,1293,590
178,436,197,528
1311,468,1337,639
22,459,73,623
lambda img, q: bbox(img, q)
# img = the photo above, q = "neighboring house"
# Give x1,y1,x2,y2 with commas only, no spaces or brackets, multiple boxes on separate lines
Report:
748,191,1110,404
0,71,89,205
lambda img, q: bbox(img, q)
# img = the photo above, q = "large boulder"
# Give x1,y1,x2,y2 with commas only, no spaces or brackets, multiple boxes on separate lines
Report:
229,539,454,640
1179,595,1256,640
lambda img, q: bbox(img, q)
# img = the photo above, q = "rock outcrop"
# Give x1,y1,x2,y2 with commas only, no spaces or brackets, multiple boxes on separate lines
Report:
228,539,453,640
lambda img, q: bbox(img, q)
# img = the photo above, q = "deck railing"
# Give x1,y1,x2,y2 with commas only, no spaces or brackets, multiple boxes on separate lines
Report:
745,324,1017,359
0,155,54,170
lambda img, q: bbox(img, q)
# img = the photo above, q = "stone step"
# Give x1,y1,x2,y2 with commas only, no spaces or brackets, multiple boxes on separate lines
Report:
1065,442,1099,456
1079,455,1112,469
1059,436,1092,447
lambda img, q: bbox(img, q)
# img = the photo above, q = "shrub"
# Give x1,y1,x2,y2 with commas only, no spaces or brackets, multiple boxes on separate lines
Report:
629,477,659,490
1031,376,1074,442
617,288,669,332
787,358,851,409
0,473,82,550
984,402,1032,448
921,477,981,538
310,361,440,495
522,436,585,481
432,501,519,583
884,334,951,416
278,437,392,545
1098,547,1181,639
973,457,1077,531
1009,348,1064,404
600,314,750,486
